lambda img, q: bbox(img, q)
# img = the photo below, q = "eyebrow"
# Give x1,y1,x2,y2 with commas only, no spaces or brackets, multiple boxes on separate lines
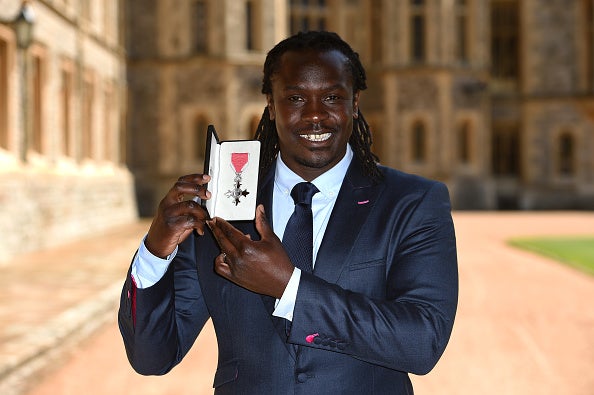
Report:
282,83,348,91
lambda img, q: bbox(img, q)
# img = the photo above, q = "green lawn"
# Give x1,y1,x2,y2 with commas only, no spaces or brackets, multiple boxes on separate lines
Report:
508,236,594,276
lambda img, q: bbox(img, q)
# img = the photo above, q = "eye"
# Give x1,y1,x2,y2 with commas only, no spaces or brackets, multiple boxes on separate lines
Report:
324,94,341,103
288,95,304,103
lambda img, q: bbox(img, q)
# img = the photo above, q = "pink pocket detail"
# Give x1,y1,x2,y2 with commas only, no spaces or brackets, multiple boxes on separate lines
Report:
306,333,319,343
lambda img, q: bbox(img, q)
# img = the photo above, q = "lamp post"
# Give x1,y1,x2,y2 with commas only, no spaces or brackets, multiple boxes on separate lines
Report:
13,0,35,162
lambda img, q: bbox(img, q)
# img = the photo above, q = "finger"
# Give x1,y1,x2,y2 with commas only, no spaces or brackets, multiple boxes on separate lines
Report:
212,253,234,283
164,185,205,207
214,252,232,278
208,217,244,256
254,205,275,240
164,177,212,206
174,174,211,196
164,199,208,220
177,173,211,184
163,200,210,234
213,217,248,244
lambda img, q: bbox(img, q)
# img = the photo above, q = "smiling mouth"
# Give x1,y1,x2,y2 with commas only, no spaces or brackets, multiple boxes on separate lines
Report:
300,132,332,142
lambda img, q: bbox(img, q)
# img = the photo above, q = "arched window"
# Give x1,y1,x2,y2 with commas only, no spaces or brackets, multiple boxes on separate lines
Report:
192,0,209,54
290,0,327,34
558,132,575,177
458,121,471,163
584,0,594,91
491,0,519,81
31,48,47,155
81,71,95,160
492,122,520,176
370,0,383,63
193,115,209,161
245,0,261,51
60,63,74,157
411,120,427,162
0,36,8,150
455,0,469,63
410,0,427,63
103,83,115,162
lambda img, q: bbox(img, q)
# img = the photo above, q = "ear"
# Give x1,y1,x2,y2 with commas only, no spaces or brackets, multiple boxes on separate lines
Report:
353,91,360,119
266,94,276,120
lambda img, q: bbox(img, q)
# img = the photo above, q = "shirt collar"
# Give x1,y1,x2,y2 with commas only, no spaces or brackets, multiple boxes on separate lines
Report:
274,144,353,199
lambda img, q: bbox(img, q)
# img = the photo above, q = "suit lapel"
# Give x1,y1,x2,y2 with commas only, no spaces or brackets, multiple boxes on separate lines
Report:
256,165,297,359
313,159,384,284
255,159,383,357
256,165,275,319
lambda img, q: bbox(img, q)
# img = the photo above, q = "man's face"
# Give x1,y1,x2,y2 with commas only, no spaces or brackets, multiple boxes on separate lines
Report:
267,49,360,181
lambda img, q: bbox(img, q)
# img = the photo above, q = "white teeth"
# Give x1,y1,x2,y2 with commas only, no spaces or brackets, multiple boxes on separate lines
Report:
300,133,331,142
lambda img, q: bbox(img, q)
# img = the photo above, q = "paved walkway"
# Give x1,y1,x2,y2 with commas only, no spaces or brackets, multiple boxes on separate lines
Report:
0,220,150,395
412,212,594,395
1,212,593,395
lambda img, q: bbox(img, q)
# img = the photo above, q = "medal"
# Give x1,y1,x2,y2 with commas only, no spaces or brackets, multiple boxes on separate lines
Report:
225,153,250,205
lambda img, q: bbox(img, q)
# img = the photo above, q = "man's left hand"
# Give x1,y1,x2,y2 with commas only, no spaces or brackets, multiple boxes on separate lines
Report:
208,205,294,298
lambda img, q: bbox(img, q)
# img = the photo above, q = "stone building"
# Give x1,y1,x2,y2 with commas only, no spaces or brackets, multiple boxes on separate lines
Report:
490,0,594,210
125,0,594,214
0,0,136,262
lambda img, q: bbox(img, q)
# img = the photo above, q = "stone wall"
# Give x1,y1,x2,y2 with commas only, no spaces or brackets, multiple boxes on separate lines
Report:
0,0,138,263
0,166,137,264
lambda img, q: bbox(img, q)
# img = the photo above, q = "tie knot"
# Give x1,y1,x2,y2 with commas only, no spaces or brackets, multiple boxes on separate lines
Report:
290,182,319,206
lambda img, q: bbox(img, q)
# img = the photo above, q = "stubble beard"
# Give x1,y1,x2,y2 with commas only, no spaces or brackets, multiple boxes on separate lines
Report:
294,145,345,171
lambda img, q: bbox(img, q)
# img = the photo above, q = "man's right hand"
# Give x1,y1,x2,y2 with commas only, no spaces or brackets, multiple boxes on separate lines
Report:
145,174,212,258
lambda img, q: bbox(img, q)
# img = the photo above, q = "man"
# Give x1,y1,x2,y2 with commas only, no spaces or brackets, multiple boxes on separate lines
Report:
119,31,458,394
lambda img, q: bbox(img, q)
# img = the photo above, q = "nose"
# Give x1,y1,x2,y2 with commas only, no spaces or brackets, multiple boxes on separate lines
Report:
302,100,328,124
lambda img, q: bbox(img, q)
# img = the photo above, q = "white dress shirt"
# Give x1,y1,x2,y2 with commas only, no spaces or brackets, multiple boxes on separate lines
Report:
131,145,353,322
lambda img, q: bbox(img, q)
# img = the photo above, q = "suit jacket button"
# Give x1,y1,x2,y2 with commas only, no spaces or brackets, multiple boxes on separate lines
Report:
297,372,308,383
313,336,322,345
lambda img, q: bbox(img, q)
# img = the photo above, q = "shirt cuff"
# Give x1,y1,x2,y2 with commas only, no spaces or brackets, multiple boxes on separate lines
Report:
272,268,301,321
130,234,178,289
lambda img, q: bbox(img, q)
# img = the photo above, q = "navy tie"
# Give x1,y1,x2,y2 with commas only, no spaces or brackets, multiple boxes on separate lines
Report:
282,182,319,273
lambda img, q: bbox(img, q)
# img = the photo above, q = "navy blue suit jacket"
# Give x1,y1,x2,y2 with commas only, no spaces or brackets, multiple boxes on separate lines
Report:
118,158,458,394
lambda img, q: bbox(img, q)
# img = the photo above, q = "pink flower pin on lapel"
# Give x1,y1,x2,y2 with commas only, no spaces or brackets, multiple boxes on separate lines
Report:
305,333,319,343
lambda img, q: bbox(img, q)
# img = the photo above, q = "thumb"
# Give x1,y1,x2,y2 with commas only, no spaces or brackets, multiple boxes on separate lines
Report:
254,204,274,239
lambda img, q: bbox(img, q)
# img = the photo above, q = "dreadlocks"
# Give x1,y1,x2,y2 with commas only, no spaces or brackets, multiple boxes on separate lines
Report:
253,31,382,182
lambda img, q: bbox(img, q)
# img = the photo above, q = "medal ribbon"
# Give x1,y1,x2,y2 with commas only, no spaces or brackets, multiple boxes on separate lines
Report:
231,153,249,173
